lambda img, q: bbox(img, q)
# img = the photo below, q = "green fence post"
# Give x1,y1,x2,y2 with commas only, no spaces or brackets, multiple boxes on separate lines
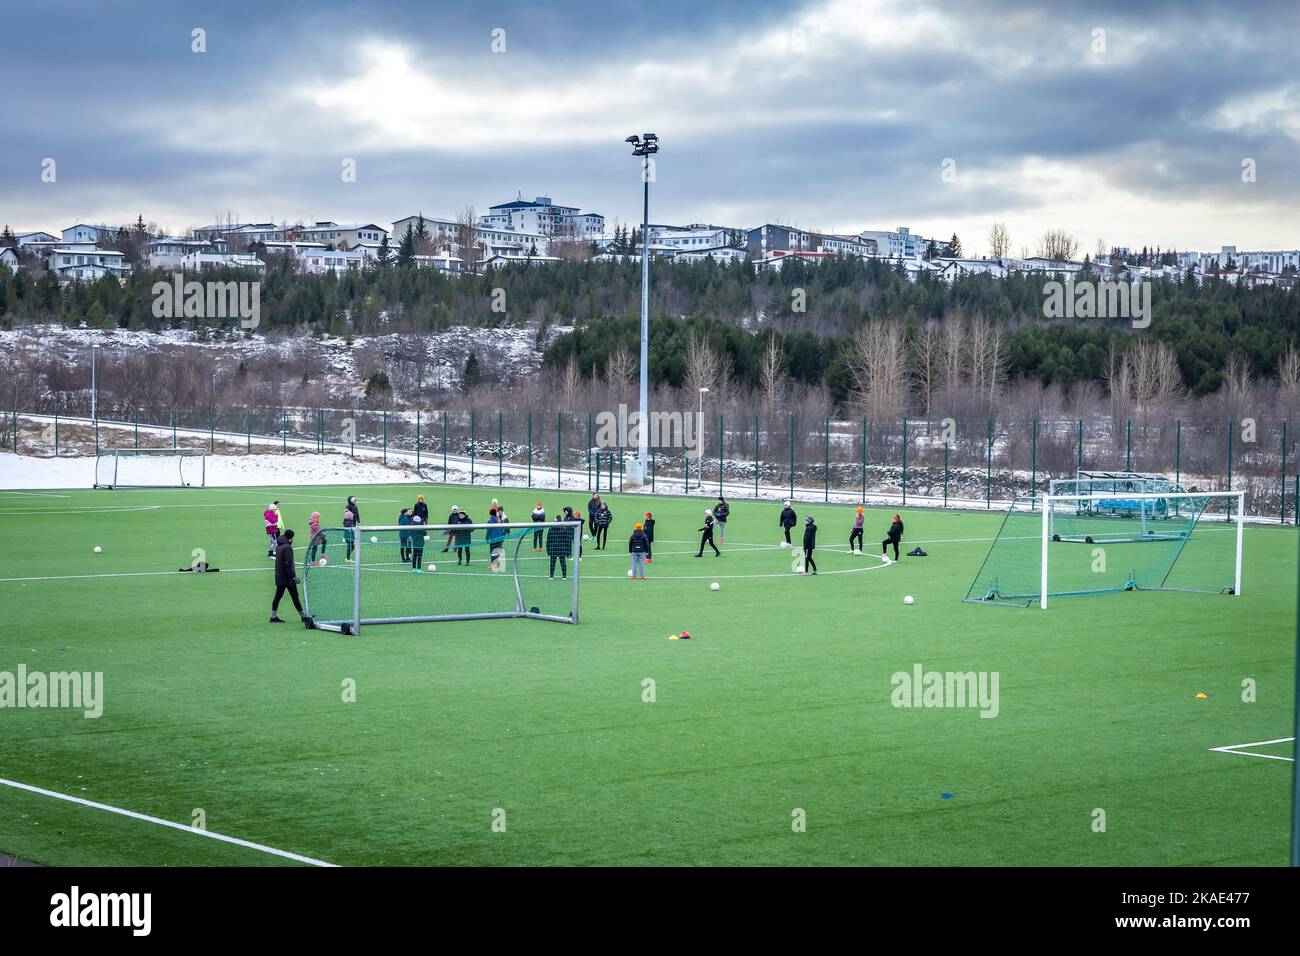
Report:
1295,474,1298,527
789,414,795,500
595,451,601,492
943,441,949,507
902,418,909,506
1125,419,1132,472
54,397,59,457
527,412,532,487
1281,421,1288,524
173,410,178,450
619,446,624,493
719,413,724,500
498,411,504,486
1076,419,1082,474
861,417,866,502
651,446,656,494
587,412,593,491
985,418,993,508
383,410,388,466
416,410,422,470
11,409,16,453
755,414,760,499
442,410,448,478
469,411,474,483
1175,420,1182,488
1030,419,1038,500
556,413,562,491
243,411,249,453
1226,419,1233,491
823,417,830,502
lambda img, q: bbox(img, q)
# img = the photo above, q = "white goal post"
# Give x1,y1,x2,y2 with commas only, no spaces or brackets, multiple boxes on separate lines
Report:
93,448,207,489
302,520,583,635
1038,490,1243,609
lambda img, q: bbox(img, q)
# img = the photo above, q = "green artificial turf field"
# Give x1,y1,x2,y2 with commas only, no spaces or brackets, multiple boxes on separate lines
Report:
0,482,1294,866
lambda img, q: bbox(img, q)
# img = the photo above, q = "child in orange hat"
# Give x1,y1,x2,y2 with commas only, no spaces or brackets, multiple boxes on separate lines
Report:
850,506,865,554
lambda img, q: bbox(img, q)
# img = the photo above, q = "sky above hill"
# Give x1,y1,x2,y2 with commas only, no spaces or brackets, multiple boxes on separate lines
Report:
2,0,1297,253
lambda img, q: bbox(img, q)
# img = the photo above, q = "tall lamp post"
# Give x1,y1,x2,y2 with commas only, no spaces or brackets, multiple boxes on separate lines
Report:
697,386,709,486
625,132,659,484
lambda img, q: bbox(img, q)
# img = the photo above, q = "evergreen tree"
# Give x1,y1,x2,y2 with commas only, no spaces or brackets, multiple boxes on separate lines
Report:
0,225,15,248
397,225,416,267
945,233,962,258
461,352,481,393
374,235,392,267
925,239,938,260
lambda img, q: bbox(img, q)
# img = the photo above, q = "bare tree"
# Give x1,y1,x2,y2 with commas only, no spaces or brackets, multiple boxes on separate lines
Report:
682,330,719,400
604,344,636,398
987,222,1010,259
939,317,967,394
1277,343,1300,422
758,332,786,412
846,321,906,420
455,206,481,268
1035,229,1080,262
559,354,583,408
910,322,941,423
1222,351,1253,420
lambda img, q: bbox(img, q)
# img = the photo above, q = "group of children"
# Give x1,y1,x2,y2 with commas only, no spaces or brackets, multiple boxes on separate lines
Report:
778,499,906,574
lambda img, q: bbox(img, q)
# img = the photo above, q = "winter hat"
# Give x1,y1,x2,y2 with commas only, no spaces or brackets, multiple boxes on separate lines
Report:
417,494,425,502
704,509,713,517
283,529,295,540
634,522,643,530
893,514,901,521
535,501,543,508
310,511,320,519
805,515,814,524
644,512,652,519
856,507,864,513
783,499,791,507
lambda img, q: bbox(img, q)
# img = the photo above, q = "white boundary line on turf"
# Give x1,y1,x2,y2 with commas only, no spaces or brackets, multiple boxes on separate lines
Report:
0,567,270,584
1208,737,1295,762
0,776,338,866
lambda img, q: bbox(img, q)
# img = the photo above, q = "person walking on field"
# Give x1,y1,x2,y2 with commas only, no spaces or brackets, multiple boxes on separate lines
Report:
882,514,905,562
398,508,413,562
442,504,459,553
587,493,601,539
642,512,655,563
531,501,547,552
269,529,305,623
850,507,865,553
714,496,730,543
695,509,721,557
454,508,473,565
628,522,650,580
263,502,281,557
409,515,427,572
412,495,429,525
307,511,326,563
343,503,357,562
802,515,818,575
779,500,797,547
546,515,571,579
594,503,613,550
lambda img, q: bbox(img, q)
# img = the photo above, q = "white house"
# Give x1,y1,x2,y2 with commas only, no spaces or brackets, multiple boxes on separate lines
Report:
192,222,285,244
648,226,732,250
15,231,58,247
857,226,926,259
676,246,748,264
0,247,21,271
180,251,266,273
478,196,603,240
61,223,116,244
47,246,131,282
482,254,562,269
146,236,218,270
937,258,1008,281
413,252,466,273
293,221,390,248
817,234,878,258
389,214,549,260
297,248,367,275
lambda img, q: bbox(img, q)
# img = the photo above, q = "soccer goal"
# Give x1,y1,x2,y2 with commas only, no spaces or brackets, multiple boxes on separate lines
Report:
964,490,1243,608
302,520,582,634
93,448,206,489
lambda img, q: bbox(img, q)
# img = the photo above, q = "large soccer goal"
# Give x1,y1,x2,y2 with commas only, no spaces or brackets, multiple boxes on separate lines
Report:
302,520,582,634
93,448,206,489
964,490,1243,608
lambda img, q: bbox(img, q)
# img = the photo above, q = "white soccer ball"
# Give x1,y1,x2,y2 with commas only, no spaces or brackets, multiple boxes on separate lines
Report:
780,541,791,548
903,595,914,605
583,534,590,541
93,546,102,554
628,569,634,577
427,564,436,572
319,557,327,566
710,582,720,591
853,549,862,556
370,536,378,543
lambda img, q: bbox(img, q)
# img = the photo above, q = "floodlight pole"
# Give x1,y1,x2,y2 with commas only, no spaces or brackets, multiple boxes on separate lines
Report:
626,133,659,485
698,387,709,485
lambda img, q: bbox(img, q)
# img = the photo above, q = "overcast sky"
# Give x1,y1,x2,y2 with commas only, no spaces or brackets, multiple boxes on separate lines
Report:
2,0,1296,254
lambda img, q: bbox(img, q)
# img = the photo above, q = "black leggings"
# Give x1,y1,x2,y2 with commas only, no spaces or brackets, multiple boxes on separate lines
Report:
697,533,719,556
850,528,863,551
882,537,900,560
804,547,817,572
456,546,470,564
272,583,303,613
308,534,327,562
783,526,792,544
549,555,568,577
595,526,609,549
411,547,424,568
533,527,544,549
345,533,355,560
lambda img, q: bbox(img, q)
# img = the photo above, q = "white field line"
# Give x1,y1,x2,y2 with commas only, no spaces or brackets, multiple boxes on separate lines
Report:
1208,737,1296,762
0,776,338,866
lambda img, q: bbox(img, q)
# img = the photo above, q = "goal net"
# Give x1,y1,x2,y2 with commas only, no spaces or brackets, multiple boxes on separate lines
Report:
302,520,582,634
93,448,206,488
964,491,1243,608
